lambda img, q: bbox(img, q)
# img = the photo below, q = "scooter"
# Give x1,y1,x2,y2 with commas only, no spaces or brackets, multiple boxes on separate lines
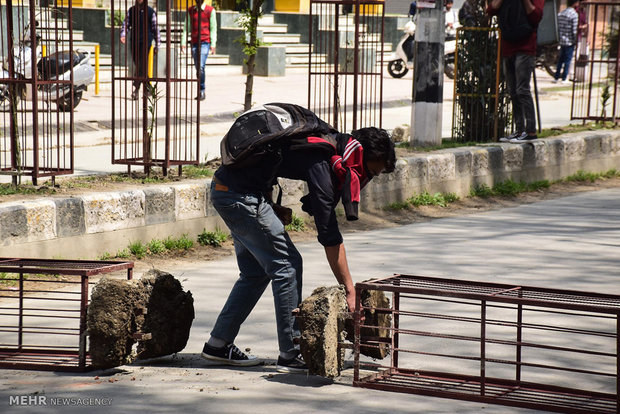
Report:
387,21,456,80
0,23,94,111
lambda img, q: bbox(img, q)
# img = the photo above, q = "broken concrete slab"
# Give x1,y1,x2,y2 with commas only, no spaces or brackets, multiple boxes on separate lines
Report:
87,270,194,369
298,284,392,378
298,285,347,378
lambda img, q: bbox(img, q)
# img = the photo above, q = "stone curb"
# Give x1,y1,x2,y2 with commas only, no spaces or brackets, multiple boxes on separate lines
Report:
1,131,619,257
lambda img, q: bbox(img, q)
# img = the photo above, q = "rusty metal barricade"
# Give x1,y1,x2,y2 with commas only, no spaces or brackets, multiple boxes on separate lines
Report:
308,0,384,132
452,27,511,142
0,0,76,185
571,1,620,124
0,258,134,371
353,274,619,414
111,0,199,175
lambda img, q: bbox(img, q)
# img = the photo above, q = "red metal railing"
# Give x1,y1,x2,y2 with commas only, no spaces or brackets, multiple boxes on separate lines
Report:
353,274,619,414
308,0,384,132
571,1,620,124
0,258,133,371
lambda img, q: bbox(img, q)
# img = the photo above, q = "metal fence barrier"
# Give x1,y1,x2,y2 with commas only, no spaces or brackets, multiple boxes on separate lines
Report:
353,274,619,414
0,1,76,185
0,258,133,372
452,27,511,142
111,0,200,176
308,0,384,132
571,1,620,124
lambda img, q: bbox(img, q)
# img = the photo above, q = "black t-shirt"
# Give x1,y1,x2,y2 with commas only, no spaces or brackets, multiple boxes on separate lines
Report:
214,146,343,246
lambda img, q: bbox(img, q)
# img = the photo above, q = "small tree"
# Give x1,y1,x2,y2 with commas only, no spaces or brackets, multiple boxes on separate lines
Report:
236,0,265,111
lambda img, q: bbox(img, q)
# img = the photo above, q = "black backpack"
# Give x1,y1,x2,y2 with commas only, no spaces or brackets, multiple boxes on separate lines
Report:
220,103,336,169
496,0,535,43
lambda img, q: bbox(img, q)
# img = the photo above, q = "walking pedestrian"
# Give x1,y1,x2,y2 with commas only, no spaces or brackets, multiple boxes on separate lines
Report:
553,0,580,84
182,0,217,101
120,0,161,101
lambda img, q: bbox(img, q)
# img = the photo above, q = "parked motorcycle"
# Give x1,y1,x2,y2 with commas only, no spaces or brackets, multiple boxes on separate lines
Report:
387,21,456,80
0,23,94,111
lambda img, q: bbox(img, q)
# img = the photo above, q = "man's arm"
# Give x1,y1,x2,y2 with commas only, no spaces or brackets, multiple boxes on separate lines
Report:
151,9,161,50
210,9,217,52
521,0,535,14
324,243,356,312
489,0,503,11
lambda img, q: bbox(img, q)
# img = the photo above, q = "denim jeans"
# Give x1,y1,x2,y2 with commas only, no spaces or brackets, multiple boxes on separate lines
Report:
503,54,537,134
554,44,575,81
191,42,210,91
209,181,303,354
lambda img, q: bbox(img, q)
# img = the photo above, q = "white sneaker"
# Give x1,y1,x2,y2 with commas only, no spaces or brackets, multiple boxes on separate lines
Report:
509,132,537,143
499,131,522,142
561,79,571,85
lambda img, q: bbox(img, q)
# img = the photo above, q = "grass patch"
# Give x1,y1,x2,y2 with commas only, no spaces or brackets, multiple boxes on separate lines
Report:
564,169,620,183
386,191,459,210
470,179,550,198
0,164,218,196
128,240,148,259
0,272,18,287
197,229,228,247
162,234,195,251
147,239,167,254
285,213,307,232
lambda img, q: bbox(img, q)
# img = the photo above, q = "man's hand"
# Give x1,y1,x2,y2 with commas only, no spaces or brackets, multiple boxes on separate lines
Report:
120,36,126,44
345,288,356,313
211,46,216,54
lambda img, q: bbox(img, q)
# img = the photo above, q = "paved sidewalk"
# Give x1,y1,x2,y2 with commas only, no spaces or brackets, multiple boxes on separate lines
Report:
67,65,576,176
2,187,619,414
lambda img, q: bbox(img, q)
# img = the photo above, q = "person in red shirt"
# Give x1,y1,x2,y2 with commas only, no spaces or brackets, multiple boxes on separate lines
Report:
488,0,544,143
182,0,217,101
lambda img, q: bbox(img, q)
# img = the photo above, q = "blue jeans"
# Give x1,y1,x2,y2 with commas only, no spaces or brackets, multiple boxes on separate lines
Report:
191,42,210,91
503,54,537,134
209,181,303,354
554,44,575,81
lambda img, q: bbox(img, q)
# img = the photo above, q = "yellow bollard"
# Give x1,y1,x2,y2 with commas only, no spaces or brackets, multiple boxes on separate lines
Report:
95,44,100,95
147,44,154,79
42,44,47,57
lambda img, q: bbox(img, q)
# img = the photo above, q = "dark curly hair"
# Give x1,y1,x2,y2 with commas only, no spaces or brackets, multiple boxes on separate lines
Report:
351,127,396,174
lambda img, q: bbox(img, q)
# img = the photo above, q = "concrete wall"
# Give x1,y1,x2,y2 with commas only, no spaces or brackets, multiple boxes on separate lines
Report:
1,131,619,259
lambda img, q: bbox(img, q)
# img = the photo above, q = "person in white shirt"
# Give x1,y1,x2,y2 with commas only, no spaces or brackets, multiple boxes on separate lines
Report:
444,0,460,39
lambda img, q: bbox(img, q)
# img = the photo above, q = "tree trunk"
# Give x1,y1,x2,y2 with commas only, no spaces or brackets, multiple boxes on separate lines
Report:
243,0,264,111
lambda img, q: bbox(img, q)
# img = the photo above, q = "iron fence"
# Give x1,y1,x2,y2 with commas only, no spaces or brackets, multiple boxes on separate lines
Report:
111,0,200,175
0,258,133,371
571,1,620,124
308,0,384,132
452,27,511,142
0,0,76,185
353,274,619,414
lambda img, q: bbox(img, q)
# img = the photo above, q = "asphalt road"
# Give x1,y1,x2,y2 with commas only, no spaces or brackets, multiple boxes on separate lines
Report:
2,186,619,414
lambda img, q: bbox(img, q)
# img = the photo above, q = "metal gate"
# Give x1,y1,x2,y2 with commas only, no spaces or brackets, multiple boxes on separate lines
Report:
571,1,620,124
0,0,75,185
111,0,199,175
308,0,384,132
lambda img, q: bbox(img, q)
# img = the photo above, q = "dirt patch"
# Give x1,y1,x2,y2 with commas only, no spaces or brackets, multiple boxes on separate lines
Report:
87,270,194,369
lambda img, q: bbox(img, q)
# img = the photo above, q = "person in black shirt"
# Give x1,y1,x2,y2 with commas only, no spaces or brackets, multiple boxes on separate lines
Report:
201,125,395,373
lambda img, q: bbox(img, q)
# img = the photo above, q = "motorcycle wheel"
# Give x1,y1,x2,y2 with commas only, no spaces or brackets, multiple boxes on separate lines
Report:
56,90,83,112
543,45,560,78
444,63,455,80
0,88,20,110
388,60,409,78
